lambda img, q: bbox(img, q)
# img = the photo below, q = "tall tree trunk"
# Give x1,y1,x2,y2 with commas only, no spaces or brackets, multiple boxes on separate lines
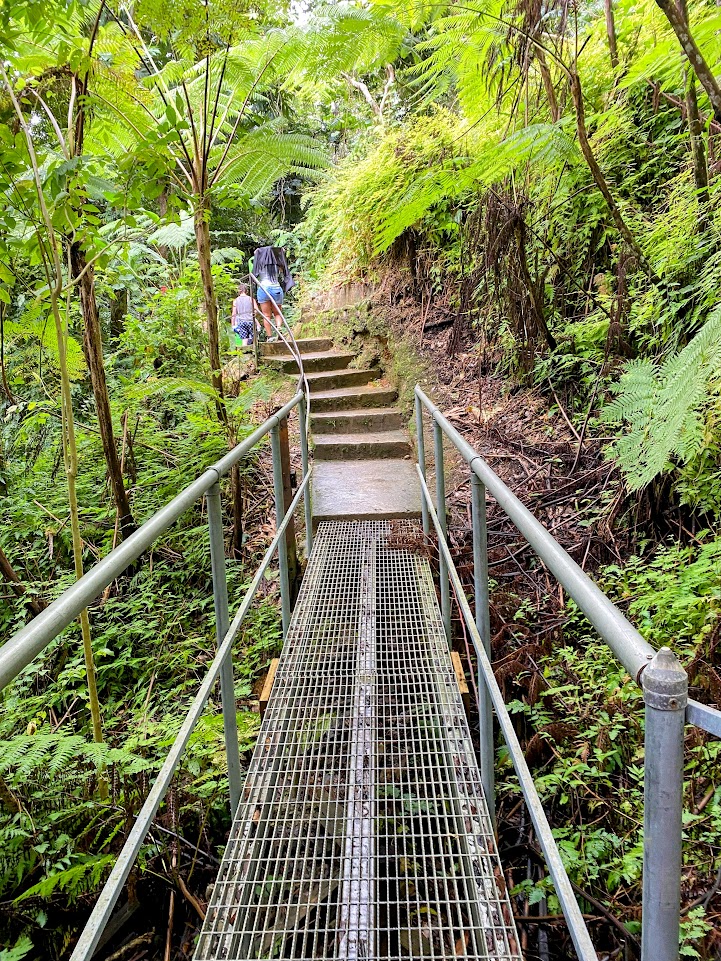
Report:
193,198,226,421
604,0,620,70
686,75,711,216
655,0,721,122
67,51,134,541
678,0,711,223
570,72,656,280
109,288,128,342
53,287,105,760
2,63,106,785
536,47,560,121
69,244,136,540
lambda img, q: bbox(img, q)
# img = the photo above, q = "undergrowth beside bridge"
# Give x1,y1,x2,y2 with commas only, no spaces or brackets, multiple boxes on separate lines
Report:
299,291,721,959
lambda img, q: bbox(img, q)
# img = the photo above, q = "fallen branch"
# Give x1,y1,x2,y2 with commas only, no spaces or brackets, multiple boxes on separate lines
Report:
176,872,206,921
104,933,153,961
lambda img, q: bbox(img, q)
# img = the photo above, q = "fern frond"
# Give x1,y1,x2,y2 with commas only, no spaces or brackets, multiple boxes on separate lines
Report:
147,215,196,250
604,307,721,489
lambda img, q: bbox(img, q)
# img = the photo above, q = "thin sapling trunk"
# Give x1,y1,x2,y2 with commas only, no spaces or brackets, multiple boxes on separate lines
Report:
2,66,106,777
70,244,136,539
570,72,657,280
194,197,226,422
677,0,711,223
604,0,619,70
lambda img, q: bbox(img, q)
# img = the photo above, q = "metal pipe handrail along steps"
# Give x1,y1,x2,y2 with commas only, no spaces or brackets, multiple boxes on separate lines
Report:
415,384,721,961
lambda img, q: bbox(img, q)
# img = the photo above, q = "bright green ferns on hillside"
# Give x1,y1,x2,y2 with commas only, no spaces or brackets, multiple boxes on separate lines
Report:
303,111,580,270
604,307,721,510
302,0,721,509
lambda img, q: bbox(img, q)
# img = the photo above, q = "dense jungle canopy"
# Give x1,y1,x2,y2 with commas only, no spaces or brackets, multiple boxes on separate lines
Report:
1,0,721,958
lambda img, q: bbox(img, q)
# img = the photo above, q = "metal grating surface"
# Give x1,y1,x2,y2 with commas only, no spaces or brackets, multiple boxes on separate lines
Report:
196,521,521,961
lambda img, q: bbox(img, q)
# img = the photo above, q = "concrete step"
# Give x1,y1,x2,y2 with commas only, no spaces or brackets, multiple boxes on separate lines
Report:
310,385,398,413
313,430,411,461
261,337,332,357
306,368,380,393
265,351,354,374
311,408,404,434
312,459,421,526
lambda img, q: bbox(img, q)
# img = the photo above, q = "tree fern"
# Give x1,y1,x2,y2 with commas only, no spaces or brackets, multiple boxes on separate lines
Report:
4,316,86,381
604,307,721,489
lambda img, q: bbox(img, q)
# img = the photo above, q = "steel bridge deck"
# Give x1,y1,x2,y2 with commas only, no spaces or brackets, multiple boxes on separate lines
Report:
196,520,520,961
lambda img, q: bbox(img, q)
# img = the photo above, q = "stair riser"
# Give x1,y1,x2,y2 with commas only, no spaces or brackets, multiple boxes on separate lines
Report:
311,389,398,413
307,370,379,392
261,338,332,357
312,412,404,433
266,354,353,373
314,441,411,461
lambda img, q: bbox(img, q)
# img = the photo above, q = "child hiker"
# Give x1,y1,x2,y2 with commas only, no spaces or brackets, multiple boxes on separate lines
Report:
231,283,257,347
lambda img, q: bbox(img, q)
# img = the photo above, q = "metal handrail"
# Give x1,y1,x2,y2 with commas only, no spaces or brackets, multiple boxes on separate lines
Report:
0,391,304,689
417,468,597,961
2,381,313,960
70,470,311,961
250,269,313,556
414,386,721,734
414,384,721,961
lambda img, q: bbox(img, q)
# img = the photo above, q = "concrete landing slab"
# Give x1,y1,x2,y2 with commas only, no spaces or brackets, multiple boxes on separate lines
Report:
312,459,421,526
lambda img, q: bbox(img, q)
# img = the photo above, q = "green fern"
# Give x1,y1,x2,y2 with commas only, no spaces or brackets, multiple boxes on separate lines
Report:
147,215,196,251
13,854,115,904
0,937,33,961
604,307,721,489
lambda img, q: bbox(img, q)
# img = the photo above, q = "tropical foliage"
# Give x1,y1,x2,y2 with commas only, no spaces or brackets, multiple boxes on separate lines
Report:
2,0,721,956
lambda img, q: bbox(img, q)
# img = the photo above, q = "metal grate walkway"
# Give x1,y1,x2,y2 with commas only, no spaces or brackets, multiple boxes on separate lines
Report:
196,521,521,961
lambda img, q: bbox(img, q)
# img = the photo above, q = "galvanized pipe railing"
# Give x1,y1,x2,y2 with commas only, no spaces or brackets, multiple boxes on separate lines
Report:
415,384,721,961
250,269,313,557
1,391,312,961
417,469,597,961
0,391,305,688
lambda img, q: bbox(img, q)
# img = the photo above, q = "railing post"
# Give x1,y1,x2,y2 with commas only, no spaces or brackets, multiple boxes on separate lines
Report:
415,391,429,536
251,274,261,373
207,482,242,816
471,472,495,826
641,647,687,961
433,418,451,643
271,423,291,636
278,416,299,603
299,393,313,556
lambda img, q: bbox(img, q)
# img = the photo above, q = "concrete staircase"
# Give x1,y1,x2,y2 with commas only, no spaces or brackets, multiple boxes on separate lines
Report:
262,338,421,525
